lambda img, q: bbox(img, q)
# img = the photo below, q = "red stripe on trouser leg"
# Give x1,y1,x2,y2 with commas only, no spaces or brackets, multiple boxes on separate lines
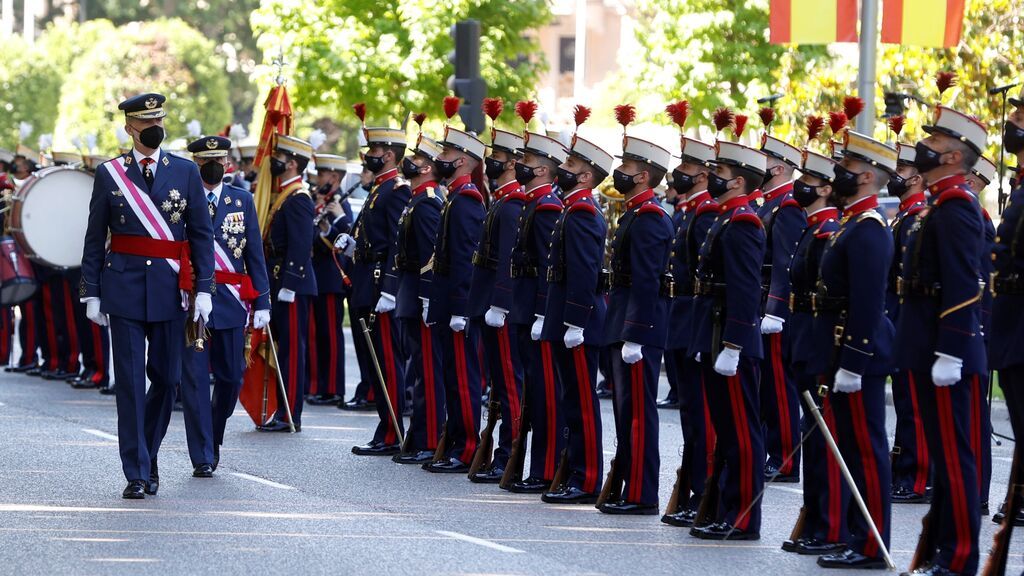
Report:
728,373,754,531
541,341,557,479
453,330,477,463
970,376,982,490
288,303,299,420
936,385,973,573
326,296,339,395
771,334,793,473
90,323,105,382
421,321,437,448
849,392,884,558
63,280,80,371
907,371,930,495
41,285,57,370
823,394,843,543
379,313,398,445
629,360,645,502
702,372,716,478
573,345,597,493
498,327,520,438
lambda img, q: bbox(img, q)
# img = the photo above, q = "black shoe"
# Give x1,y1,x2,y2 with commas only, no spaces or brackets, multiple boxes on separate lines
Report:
765,463,799,483
661,508,697,527
307,394,342,406
656,397,680,409
892,485,927,503
6,363,37,373
352,442,400,456
470,466,506,484
42,369,73,380
193,464,214,478
70,378,101,390
425,457,470,473
901,565,961,575
122,480,146,499
691,521,760,540
782,537,803,553
339,397,375,411
256,419,297,432
26,367,43,377
817,549,886,569
796,538,846,556
146,457,159,496
99,385,116,395
508,476,550,493
213,445,220,472
542,486,598,504
598,500,659,515
66,370,90,382
393,450,435,465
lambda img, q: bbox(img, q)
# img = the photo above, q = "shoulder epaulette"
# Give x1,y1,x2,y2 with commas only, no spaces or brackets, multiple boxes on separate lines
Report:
456,186,484,203
637,203,666,216
568,201,597,215
856,210,886,225
731,211,764,228
506,191,527,202
934,187,974,206
696,201,719,216
536,202,563,212
906,203,927,217
781,197,802,210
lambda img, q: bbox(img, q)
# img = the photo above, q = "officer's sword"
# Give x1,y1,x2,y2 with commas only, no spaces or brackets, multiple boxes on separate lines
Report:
359,317,405,447
264,323,297,433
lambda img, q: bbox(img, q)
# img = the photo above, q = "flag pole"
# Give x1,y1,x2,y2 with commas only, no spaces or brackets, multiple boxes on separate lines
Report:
856,0,879,135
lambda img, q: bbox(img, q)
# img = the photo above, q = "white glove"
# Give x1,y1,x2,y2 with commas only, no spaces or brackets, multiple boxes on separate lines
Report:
760,314,785,335
713,347,741,376
334,233,356,257
420,297,430,324
449,315,467,332
193,292,212,323
277,288,296,303
695,352,701,363
833,368,863,394
563,324,585,349
252,309,271,329
484,306,508,328
375,292,396,314
622,341,644,364
531,315,545,341
932,353,963,387
85,297,107,327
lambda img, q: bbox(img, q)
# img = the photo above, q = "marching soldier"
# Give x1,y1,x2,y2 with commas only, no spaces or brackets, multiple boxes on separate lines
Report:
897,106,987,575
540,106,612,504
80,93,215,498
599,108,674,515
689,140,768,537
811,131,896,569
257,134,317,432
657,184,687,411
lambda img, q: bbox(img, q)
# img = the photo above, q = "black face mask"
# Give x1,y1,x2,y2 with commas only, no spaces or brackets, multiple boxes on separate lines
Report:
671,168,696,196
269,158,288,177
831,164,862,199
360,181,372,191
706,173,733,198
136,125,164,149
364,154,386,174
1004,121,1024,155
316,183,333,196
792,180,822,208
556,168,580,191
401,157,421,179
514,162,537,185
887,173,910,198
244,170,257,182
611,169,638,194
484,157,507,180
200,161,225,186
435,158,458,180
914,142,945,174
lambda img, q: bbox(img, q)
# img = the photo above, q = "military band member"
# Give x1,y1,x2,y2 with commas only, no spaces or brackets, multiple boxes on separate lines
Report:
897,106,987,575
811,131,896,569
689,141,768,537
80,93,215,498
540,107,612,504
657,183,687,411
257,135,317,432
599,113,674,515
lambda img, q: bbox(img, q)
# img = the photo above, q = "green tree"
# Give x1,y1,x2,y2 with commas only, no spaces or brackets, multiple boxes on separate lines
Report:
0,36,63,150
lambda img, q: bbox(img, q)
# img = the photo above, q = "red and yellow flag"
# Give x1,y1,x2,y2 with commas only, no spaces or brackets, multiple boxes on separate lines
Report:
770,0,858,45
881,0,965,48
252,85,292,236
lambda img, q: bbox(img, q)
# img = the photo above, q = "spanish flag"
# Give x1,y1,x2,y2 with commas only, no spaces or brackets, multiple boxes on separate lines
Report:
881,0,965,48
769,0,858,45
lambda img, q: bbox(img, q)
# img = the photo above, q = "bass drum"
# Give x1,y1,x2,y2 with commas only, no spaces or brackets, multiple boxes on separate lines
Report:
0,236,37,306
9,166,94,269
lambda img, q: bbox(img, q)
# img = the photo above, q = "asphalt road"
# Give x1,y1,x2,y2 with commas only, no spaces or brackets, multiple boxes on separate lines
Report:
0,328,1019,575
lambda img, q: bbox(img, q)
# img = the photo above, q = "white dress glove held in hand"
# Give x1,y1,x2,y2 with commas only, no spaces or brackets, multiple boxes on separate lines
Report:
375,292,396,314
563,324,585,349
530,315,544,341
194,292,213,323
932,353,963,387
622,341,644,364
833,368,863,393
713,347,740,376
484,306,508,328
85,298,107,327
277,288,295,303
760,314,785,335
334,233,356,257
420,297,430,324
449,315,467,333
252,309,271,330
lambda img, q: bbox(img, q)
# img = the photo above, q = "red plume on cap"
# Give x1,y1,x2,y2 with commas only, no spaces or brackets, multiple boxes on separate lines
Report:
828,111,848,135
732,114,748,140
573,105,592,128
443,96,461,121
758,107,775,128
614,104,636,132
665,100,690,131
352,102,366,124
842,97,865,121
412,113,426,128
482,97,503,122
713,107,734,134
936,71,958,97
887,115,906,138
806,115,824,143
515,100,538,128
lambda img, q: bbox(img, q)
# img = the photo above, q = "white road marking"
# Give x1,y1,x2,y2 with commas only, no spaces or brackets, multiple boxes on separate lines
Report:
0,504,154,513
229,472,295,490
81,428,118,441
88,558,159,563
768,484,803,495
300,425,367,431
52,537,130,543
435,530,524,554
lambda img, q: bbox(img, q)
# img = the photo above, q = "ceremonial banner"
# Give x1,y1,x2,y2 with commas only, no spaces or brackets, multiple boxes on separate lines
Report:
252,85,292,236
769,0,858,44
881,0,965,48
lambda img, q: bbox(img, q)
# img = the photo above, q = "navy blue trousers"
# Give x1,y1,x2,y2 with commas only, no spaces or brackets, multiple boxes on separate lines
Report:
796,371,849,544
348,301,375,404
175,326,245,462
271,296,309,427
518,329,564,481
891,370,930,495
663,350,680,403
311,293,346,398
480,323,523,469
553,343,603,493
403,317,445,452
670,349,715,511
364,310,405,445
609,343,662,506
436,322,481,463
760,332,800,477
967,373,992,507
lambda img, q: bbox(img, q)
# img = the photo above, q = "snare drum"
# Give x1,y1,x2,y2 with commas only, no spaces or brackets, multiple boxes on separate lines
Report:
9,166,94,269
0,236,37,306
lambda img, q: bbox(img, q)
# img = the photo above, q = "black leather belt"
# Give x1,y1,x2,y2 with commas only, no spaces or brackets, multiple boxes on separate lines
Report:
811,292,848,313
472,251,499,270
896,277,942,298
790,293,814,313
694,279,726,297
993,274,1024,295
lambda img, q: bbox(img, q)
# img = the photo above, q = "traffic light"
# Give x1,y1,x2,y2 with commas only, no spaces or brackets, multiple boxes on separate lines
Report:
447,19,487,134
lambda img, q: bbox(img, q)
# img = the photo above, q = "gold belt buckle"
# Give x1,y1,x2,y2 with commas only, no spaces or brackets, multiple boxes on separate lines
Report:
789,293,795,312
896,276,904,296
811,293,818,313
833,325,845,346
817,384,829,398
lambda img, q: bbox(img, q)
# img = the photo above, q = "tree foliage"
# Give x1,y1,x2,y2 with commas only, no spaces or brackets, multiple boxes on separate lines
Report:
0,36,62,150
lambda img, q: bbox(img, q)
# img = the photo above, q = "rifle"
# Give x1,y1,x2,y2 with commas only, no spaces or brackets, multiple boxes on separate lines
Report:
424,424,448,468
499,392,530,489
548,448,569,493
661,451,692,521
982,442,1023,576
691,446,724,530
468,400,501,478
596,456,623,508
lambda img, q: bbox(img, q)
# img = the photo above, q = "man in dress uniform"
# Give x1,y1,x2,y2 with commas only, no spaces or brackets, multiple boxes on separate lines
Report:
423,121,487,473
896,106,987,576
885,137,931,505
385,130,445,465
539,108,612,504
599,120,674,515
688,141,768,537
466,118,527,482
657,183,687,411
811,131,896,569
256,134,317,432
781,147,849,555
344,123,411,454
505,127,567,491
306,154,353,406
80,93,215,498
757,134,806,483
662,133,720,527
